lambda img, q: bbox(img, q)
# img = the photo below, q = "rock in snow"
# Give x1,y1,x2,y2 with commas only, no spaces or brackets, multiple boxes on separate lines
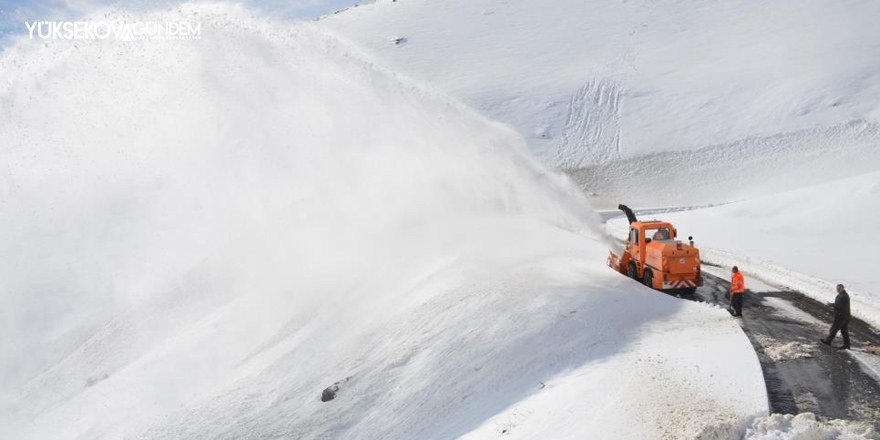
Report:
321,377,352,402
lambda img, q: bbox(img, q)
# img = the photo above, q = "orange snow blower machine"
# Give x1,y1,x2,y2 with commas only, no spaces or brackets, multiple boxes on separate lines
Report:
607,204,703,294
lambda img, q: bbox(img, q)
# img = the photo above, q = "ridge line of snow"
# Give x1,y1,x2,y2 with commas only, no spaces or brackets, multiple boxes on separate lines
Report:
313,1,379,22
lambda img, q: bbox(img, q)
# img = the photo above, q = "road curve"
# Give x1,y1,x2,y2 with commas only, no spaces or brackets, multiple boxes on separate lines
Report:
693,270,880,428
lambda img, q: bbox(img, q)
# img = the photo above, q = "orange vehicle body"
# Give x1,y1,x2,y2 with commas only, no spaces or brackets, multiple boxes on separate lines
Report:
607,206,703,293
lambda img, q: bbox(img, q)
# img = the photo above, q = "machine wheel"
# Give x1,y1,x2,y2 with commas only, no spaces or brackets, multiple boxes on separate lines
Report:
643,269,654,289
627,262,638,280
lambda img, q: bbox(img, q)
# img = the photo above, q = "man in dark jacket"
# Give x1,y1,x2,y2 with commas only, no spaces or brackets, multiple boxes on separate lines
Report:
820,284,851,350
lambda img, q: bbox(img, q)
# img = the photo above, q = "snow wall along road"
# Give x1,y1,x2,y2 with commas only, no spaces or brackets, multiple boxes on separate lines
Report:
0,4,596,438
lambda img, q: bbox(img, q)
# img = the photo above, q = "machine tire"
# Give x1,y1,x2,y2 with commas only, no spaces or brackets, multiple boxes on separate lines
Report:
627,262,638,280
681,287,697,296
643,269,654,289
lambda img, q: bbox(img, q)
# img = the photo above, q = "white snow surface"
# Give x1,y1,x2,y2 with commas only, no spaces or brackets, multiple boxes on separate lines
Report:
322,0,880,169
0,4,767,440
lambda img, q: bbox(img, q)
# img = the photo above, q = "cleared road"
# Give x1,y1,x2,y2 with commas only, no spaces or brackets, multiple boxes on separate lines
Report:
695,270,880,428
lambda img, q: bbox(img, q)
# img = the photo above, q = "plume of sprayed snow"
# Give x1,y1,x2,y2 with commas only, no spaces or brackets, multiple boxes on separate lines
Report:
0,3,599,433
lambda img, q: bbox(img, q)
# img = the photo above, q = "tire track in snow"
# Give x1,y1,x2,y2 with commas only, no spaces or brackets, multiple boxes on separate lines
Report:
558,78,622,167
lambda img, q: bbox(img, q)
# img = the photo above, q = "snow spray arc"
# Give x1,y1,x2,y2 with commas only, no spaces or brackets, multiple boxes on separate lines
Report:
25,21,201,41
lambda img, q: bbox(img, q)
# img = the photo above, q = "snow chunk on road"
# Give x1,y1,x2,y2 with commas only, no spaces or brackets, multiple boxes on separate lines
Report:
754,335,814,363
746,413,879,440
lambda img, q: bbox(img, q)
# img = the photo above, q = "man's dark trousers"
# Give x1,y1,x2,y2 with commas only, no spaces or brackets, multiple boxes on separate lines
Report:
827,315,851,347
731,293,743,317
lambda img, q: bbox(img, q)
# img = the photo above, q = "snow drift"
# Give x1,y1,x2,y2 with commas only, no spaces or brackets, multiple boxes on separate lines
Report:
1,4,766,439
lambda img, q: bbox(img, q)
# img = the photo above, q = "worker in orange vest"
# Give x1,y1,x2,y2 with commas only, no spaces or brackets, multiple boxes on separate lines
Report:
730,266,745,317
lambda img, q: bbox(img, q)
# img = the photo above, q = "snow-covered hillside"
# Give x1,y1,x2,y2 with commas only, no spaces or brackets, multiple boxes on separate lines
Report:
322,0,880,170
1,4,768,440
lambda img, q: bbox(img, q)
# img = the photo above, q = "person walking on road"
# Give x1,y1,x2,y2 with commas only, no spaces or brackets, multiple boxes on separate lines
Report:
730,266,745,317
821,284,851,350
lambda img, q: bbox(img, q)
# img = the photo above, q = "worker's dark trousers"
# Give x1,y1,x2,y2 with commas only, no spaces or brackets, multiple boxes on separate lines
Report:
731,294,743,316
827,315,851,347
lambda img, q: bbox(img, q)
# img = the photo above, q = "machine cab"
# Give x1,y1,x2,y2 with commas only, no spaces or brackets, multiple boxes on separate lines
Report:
626,221,676,261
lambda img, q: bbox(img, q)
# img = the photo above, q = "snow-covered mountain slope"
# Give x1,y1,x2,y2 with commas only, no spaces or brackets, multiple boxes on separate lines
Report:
609,170,880,327
322,0,880,170
0,4,766,439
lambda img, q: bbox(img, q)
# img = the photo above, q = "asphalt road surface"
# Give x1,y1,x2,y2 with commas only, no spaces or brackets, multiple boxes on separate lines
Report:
693,269,880,428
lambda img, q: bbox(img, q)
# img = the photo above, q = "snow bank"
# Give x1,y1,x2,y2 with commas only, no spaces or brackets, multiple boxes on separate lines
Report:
1,4,766,439
322,0,880,169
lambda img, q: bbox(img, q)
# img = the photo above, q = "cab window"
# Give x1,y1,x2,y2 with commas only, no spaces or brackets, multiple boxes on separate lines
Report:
648,227,671,241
